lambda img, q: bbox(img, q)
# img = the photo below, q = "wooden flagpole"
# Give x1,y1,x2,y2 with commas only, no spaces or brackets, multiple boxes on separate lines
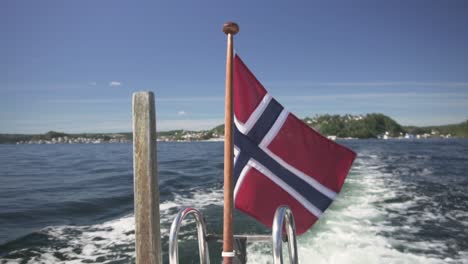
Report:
222,21,239,264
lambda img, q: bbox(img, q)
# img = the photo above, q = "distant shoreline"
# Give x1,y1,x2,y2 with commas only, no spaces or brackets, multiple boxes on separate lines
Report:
2,113,467,144
1,137,466,146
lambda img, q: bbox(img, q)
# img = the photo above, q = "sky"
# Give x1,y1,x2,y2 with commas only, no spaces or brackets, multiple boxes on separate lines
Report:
1,0,468,133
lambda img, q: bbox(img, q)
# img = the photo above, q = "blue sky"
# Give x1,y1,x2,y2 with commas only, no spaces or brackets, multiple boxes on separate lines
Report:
1,0,468,133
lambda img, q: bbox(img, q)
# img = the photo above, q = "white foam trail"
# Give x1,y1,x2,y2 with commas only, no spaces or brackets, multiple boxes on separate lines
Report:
246,153,464,264
11,215,136,264
3,154,467,263
159,187,224,235
6,188,224,264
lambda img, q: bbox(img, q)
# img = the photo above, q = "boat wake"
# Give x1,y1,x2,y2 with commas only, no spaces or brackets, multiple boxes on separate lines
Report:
1,143,467,263
247,151,468,264
0,188,224,264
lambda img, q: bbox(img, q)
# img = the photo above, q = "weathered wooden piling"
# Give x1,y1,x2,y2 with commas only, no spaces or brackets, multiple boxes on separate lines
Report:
132,91,162,264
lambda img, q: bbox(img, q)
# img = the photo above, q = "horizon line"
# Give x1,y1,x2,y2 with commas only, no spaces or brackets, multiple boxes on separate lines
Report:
2,115,466,135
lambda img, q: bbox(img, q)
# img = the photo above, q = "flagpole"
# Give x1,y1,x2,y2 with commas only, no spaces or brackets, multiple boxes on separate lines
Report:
222,21,239,264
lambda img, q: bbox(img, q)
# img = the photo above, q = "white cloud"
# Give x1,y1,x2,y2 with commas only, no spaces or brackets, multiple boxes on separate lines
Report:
157,96,223,103
177,110,187,116
157,118,223,131
40,98,129,104
109,81,122,87
277,92,468,102
267,81,468,88
314,82,468,87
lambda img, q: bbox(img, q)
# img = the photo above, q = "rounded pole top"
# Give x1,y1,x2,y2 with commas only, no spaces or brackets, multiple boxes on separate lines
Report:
223,22,239,35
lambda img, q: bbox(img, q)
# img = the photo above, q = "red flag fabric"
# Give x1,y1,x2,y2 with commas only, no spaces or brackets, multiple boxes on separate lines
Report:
233,54,356,235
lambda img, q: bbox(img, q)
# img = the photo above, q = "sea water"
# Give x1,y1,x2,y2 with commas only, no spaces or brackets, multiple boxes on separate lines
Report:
0,140,467,263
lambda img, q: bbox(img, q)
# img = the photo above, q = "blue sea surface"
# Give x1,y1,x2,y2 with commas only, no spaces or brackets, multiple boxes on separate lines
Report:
0,140,467,263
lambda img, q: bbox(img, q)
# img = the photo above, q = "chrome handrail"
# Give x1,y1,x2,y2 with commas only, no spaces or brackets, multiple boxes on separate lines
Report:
272,206,298,264
169,207,210,264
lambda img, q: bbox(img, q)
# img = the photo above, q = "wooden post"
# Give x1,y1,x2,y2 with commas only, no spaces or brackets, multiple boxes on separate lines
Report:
133,91,162,264
222,22,239,264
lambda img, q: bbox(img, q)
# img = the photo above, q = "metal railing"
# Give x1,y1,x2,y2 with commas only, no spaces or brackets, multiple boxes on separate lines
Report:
169,207,210,264
272,206,298,264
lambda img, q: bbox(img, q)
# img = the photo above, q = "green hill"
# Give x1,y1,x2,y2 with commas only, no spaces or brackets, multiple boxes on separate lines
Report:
211,114,407,139
0,131,132,144
190,114,468,139
404,120,468,138
0,134,34,144
304,113,405,138
2,114,467,144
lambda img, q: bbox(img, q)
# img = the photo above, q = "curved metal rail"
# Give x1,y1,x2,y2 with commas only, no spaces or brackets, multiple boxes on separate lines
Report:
169,207,210,264
272,206,298,264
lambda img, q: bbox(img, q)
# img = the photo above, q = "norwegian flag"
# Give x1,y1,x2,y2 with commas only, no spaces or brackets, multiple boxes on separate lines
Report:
233,54,356,235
